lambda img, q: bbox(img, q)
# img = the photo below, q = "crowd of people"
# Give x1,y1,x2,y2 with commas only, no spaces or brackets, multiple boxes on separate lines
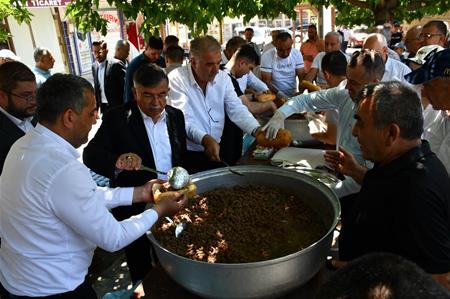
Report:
0,18,449,298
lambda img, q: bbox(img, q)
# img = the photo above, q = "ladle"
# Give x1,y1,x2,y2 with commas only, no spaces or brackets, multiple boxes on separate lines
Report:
220,160,244,176
139,166,190,190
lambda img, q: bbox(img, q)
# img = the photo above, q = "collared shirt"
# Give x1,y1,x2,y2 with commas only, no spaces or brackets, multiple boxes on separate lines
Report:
236,71,269,94
260,47,304,97
311,51,351,86
279,84,373,197
139,108,172,179
0,124,158,296
339,141,450,274
164,63,183,75
0,107,34,133
168,64,259,152
33,67,51,88
382,57,411,83
423,110,450,176
97,60,108,104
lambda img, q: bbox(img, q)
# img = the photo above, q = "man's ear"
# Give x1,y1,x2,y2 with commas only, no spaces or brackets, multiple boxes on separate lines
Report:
132,87,138,102
0,89,8,106
323,70,331,81
385,123,401,146
61,109,76,129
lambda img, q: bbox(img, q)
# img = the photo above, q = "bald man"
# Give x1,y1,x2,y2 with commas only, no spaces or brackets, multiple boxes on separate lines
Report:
363,33,411,83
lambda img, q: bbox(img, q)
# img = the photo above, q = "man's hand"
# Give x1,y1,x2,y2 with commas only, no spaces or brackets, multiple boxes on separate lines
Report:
153,192,188,218
132,179,165,204
432,272,450,290
262,110,285,140
116,152,142,171
276,90,289,101
202,134,221,161
324,147,367,184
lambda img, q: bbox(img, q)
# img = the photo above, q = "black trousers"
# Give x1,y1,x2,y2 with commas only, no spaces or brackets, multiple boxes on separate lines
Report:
0,279,97,299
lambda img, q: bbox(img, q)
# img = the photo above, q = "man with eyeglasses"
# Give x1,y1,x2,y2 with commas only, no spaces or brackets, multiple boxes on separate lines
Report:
83,63,187,284
421,20,447,47
168,36,260,173
0,73,187,298
0,61,36,175
92,40,126,115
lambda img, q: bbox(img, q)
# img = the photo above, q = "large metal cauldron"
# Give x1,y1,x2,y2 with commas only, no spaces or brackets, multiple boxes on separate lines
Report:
147,165,340,299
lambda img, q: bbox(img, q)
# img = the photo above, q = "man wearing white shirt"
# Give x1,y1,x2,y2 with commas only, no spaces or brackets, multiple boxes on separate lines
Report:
263,50,385,198
84,64,188,283
261,31,305,98
0,73,186,298
168,36,260,173
406,48,450,180
304,31,350,88
363,33,411,83
0,61,36,175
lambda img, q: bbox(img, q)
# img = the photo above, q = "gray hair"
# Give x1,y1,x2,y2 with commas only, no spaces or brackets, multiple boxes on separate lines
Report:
349,49,385,81
115,39,129,49
325,31,342,44
37,73,94,124
33,47,51,63
365,33,388,48
190,36,221,58
357,81,423,140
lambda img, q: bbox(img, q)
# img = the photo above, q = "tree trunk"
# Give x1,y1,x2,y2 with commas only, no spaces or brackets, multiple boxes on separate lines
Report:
372,0,398,25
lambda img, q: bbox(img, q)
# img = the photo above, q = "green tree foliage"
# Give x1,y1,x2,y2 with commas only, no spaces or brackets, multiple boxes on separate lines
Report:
313,0,450,26
0,0,32,42
65,0,300,37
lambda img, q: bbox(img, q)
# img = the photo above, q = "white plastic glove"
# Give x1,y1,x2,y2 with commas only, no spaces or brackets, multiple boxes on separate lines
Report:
276,90,289,100
262,110,285,140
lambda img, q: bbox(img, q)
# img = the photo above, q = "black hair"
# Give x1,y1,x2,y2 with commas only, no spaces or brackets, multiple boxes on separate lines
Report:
276,31,292,42
423,20,448,36
235,44,260,65
0,61,35,92
165,45,184,62
133,63,168,88
92,40,107,49
244,27,254,33
164,35,179,47
322,51,347,77
147,36,164,50
317,252,449,299
37,74,94,123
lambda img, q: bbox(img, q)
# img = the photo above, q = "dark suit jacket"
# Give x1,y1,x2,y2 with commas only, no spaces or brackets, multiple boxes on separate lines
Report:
92,58,126,108
83,101,187,218
0,112,27,175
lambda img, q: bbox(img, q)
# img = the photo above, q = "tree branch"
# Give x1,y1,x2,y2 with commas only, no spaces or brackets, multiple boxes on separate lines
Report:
344,0,372,9
406,0,426,10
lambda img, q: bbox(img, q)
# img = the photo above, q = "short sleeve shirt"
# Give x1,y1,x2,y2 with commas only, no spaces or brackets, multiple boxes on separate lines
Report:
260,48,304,97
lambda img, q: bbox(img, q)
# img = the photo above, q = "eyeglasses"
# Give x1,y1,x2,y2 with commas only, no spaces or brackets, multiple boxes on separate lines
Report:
8,91,36,103
419,33,443,39
142,92,167,101
207,107,219,123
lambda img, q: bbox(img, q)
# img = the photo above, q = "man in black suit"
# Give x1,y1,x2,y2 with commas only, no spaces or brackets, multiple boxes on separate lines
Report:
92,40,126,114
83,63,187,284
0,61,37,175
